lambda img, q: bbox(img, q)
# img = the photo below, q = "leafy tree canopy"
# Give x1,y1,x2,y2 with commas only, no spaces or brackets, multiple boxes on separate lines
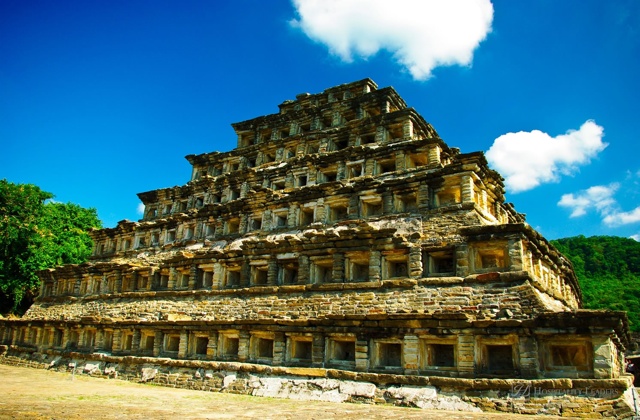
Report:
0,179,102,314
551,235,640,331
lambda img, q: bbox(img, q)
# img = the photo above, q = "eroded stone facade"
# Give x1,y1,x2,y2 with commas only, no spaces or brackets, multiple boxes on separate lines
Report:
0,79,634,416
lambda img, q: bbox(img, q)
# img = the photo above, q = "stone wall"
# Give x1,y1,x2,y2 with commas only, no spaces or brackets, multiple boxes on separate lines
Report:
1,347,635,418
2,310,628,382
26,274,565,322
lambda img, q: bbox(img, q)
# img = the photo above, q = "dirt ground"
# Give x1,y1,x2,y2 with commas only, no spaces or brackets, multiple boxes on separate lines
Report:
0,364,560,419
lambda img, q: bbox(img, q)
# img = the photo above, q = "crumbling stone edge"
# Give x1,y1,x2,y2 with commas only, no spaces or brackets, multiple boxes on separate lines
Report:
1,345,637,418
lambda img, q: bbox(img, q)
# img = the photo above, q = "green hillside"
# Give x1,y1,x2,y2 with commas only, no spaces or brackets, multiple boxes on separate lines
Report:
550,235,640,332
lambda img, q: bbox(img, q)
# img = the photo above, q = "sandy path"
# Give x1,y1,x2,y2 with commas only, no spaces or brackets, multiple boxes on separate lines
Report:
0,364,558,419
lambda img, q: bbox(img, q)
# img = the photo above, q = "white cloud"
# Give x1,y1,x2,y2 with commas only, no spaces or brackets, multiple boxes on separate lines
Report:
631,234,640,242
557,182,640,228
603,206,640,227
486,120,607,193
557,184,619,218
290,0,494,80
136,203,145,215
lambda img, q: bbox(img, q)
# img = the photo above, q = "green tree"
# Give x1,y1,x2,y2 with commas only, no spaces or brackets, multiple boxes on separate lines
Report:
37,202,102,267
0,180,102,314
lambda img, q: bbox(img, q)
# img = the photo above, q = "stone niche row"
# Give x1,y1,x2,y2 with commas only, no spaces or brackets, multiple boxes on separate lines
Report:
98,172,509,261
153,140,445,222
232,81,410,150
1,321,622,381
43,237,576,309
233,106,420,156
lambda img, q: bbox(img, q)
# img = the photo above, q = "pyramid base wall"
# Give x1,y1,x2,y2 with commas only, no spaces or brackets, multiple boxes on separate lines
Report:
1,346,636,418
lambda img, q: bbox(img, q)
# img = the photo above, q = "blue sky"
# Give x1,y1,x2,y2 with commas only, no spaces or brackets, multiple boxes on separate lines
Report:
1,0,639,241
